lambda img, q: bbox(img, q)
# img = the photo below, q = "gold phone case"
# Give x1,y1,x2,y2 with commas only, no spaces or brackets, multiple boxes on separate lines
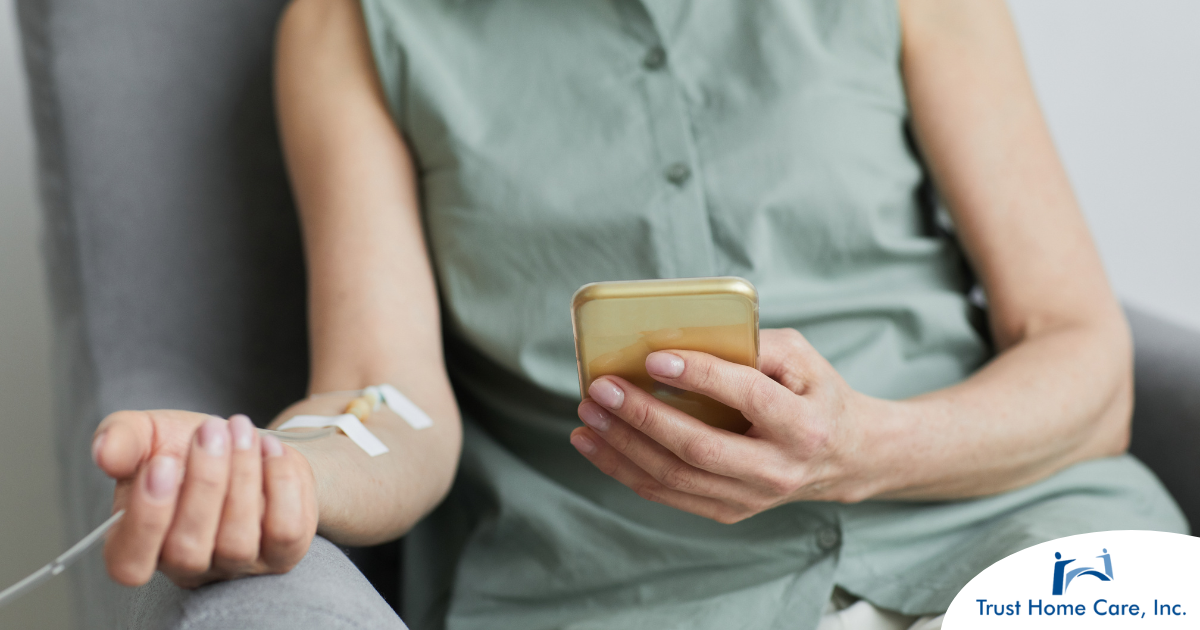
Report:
571,277,759,433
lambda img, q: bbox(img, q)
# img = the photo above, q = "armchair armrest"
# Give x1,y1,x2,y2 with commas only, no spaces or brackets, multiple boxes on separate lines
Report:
1127,306,1200,533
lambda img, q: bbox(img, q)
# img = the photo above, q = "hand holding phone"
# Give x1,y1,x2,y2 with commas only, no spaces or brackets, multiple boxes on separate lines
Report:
571,277,759,433
572,325,877,524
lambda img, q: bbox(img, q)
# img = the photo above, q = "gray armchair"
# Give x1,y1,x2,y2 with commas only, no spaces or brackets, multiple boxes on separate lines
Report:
1128,309,1200,528
16,0,1200,628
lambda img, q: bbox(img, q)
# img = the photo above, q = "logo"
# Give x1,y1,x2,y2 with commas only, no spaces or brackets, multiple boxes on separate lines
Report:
1052,548,1113,595
945,531,1199,628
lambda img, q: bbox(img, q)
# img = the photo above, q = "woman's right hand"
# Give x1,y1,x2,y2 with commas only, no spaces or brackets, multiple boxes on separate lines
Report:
92,410,318,588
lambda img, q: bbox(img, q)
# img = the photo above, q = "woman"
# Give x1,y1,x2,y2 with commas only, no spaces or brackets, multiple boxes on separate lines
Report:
90,0,1185,628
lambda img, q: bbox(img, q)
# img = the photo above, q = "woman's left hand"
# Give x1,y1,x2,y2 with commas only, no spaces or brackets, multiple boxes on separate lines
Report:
571,328,891,523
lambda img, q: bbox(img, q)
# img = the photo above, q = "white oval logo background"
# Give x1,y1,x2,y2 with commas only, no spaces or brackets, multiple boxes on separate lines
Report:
944,530,1200,628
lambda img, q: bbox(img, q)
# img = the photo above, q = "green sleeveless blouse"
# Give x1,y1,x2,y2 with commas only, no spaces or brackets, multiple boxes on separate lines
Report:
357,1,1186,629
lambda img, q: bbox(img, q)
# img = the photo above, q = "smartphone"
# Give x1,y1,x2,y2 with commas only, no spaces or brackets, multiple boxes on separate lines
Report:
571,277,759,433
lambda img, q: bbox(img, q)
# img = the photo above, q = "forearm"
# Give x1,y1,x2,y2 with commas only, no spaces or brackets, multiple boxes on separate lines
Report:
274,0,465,545
877,0,1136,500
269,387,462,546
868,312,1132,500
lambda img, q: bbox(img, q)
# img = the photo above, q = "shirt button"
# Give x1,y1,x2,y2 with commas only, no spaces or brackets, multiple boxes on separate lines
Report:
816,527,841,551
664,162,691,186
642,46,667,70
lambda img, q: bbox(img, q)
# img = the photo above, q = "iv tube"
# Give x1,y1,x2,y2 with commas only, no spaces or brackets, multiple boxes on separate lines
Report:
0,427,335,609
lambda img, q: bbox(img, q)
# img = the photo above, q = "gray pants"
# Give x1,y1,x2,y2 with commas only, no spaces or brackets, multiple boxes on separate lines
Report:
128,536,406,630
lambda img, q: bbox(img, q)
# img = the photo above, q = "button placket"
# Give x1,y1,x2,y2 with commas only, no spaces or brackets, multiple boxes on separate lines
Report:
636,43,715,278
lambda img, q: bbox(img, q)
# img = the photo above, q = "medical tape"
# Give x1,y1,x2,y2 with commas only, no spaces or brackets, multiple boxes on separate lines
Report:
373,384,434,429
278,413,389,456
277,384,431,455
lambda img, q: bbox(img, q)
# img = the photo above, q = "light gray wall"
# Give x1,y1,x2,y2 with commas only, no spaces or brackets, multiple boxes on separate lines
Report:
0,2,1195,629
0,0,72,628
1008,0,1200,329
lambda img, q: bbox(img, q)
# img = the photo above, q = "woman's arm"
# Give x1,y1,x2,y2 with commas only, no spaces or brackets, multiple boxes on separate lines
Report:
93,0,460,587
273,0,461,543
567,0,1129,520
884,0,1130,497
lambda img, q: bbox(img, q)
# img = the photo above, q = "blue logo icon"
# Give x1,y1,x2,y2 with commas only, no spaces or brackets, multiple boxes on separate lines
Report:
1052,548,1114,595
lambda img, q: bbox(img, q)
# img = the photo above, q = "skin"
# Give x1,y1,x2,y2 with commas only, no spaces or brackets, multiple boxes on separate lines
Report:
94,413,316,587
93,0,1131,587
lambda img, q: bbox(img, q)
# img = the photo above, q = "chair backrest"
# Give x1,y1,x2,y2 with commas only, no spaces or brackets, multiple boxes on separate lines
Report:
17,0,306,625
1128,307,1200,532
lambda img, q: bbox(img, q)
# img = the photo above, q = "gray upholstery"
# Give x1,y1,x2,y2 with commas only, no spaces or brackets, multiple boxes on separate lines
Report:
128,536,405,630
13,0,1200,627
1128,307,1200,532
16,0,312,626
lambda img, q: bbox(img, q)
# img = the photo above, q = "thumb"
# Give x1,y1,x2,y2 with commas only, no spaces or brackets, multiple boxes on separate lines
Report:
92,411,154,480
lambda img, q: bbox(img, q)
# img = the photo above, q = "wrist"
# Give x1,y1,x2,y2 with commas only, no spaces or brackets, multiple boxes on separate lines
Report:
843,394,921,501
281,436,340,531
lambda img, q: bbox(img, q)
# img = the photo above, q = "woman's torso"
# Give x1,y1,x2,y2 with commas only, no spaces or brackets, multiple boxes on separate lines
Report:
358,2,1185,628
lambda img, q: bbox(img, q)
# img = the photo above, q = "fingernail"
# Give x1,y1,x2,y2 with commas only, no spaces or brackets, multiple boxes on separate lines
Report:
91,432,107,465
588,378,625,410
579,404,611,432
146,456,178,501
646,352,685,378
230,414,254,451
197,416,228,457
262,434,284,458
571,433,597,455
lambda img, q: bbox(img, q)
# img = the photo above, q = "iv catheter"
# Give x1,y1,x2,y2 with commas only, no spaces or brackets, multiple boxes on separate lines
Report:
0,384,432,610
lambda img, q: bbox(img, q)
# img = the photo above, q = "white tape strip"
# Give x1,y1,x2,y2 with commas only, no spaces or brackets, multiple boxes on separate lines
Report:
330,415,389,456
278,414,389,456
377,384,434,430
